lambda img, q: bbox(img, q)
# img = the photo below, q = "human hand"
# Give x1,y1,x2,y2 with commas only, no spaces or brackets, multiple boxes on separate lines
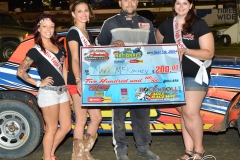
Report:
88,44,95,47
177,48,188,62
112,40,125,47
40,76,54,87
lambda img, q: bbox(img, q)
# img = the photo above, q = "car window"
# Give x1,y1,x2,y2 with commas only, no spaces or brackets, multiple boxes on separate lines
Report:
0,14,22,27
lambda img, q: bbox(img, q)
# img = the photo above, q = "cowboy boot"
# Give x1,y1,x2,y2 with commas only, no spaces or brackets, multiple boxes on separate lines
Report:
72,138,86,160
84,133,98,160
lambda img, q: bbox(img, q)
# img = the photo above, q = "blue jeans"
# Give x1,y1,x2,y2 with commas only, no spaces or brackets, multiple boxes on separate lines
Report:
184,77,209,91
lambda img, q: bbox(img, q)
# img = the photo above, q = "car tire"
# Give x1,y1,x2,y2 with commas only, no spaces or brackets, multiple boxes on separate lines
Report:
0,99,44,159
237,114,240,135
0,41,19,62
219,34,231,46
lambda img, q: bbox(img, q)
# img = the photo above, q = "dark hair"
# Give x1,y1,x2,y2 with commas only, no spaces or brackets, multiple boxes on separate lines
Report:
33,14,64,53
69,0,95,24
172,0,199,34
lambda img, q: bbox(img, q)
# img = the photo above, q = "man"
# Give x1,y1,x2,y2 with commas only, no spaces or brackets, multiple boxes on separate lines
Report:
95,0,159,160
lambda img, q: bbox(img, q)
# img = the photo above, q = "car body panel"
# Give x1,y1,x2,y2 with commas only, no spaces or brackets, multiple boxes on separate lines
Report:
1,30,240,134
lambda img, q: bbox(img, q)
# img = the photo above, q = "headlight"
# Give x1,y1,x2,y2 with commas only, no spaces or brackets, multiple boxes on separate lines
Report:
25,32,29,38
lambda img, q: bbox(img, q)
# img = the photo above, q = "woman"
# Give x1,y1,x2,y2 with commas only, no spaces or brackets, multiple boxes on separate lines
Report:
17,14,71,160
156,0,214,160
67,1,102,160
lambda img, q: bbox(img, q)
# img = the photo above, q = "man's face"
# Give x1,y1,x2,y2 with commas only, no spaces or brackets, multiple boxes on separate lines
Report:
119,0,138,16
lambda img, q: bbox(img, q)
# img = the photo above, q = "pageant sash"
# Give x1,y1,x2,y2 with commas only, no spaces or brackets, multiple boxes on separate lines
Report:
33,45,63,77
68,26,90,47
173,16,211,85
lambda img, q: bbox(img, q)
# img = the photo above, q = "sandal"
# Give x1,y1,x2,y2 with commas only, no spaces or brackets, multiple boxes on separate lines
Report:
42,155,58,160
177,150,193,160
192,150,205,160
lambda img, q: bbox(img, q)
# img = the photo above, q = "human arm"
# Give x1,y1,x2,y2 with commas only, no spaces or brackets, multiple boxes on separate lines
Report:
179,20,215,61
155,29,164,44
148,22,157,44
63,60,72,103
17,56,53,87
68,40,82,94
184,33,214,60
95,21,112,45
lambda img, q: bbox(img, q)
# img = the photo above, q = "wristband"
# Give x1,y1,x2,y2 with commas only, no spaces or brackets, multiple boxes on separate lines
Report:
36,80,41,87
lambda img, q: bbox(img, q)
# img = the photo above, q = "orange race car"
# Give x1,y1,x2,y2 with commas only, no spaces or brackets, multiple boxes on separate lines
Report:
0,29,239,159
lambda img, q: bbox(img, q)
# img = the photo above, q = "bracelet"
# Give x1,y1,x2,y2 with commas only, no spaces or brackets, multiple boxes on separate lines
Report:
36,80,41,87
75,78,81,83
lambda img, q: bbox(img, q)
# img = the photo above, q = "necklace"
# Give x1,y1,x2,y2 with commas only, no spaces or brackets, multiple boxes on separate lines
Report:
78,27,89,40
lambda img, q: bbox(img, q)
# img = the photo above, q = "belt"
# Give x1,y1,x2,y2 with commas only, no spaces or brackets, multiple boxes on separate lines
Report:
41,85,67,95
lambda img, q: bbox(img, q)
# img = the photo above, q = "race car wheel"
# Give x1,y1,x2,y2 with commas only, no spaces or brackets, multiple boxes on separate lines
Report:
237,114,240,135
219,34,231,46
0,99,44,159
0,41,19,62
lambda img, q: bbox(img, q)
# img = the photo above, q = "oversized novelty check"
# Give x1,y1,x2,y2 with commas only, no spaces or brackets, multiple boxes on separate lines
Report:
80,44,185,106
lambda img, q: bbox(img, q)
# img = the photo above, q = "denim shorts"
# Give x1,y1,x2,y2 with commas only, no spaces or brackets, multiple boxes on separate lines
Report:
184,77,209,91
37,88,69,108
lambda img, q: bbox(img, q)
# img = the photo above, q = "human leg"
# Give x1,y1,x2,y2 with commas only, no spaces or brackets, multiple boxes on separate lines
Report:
180,90,206,159
51,100,71,156
130,107,151,152
112,108,130,156
130,107,159,160
41,104,59,160
71,94,88,160
175,107,194,160
87,108,102,136
83,108,102,160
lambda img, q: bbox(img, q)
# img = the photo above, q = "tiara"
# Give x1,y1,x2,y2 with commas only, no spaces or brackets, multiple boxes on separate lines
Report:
38,18,50,25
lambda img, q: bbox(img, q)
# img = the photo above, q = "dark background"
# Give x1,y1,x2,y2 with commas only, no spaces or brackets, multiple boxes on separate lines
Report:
0,0,237,12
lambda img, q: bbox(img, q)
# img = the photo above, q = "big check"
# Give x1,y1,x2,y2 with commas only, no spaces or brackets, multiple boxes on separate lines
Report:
80,44,185,106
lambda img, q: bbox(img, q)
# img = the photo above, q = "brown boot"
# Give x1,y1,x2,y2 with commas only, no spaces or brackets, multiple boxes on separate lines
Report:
84,133,98,160
72,138,86,160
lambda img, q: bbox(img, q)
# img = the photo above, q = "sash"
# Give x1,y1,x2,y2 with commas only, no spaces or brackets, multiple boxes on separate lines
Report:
68,26,90,47
33,45,63,77
173,16,212,85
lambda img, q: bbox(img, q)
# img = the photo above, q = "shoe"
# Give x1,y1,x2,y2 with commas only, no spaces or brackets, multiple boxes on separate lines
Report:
116,154,130,160
176,150,193,160
192,150,205,160
137,150,160,160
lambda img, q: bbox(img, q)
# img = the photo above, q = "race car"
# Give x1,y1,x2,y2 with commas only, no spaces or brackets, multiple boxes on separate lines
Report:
0,29,239,159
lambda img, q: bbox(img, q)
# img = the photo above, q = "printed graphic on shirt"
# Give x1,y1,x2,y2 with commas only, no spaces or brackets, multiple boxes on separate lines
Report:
138,23,150,30
182,33,195,40
59,51,65,65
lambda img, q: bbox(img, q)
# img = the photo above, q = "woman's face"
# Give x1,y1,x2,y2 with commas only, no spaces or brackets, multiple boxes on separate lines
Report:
174,0,192,17
72,3,89,24
38,18,55,39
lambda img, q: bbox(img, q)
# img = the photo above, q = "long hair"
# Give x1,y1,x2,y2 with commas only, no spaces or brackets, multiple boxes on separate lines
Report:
69,0,95,24
172,0,199,34
33,14,64,53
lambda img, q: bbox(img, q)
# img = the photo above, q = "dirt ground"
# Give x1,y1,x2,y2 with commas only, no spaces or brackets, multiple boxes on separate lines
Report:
1,128,239,160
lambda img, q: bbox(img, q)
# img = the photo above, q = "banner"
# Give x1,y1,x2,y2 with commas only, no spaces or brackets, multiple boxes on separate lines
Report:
80,44,185,106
